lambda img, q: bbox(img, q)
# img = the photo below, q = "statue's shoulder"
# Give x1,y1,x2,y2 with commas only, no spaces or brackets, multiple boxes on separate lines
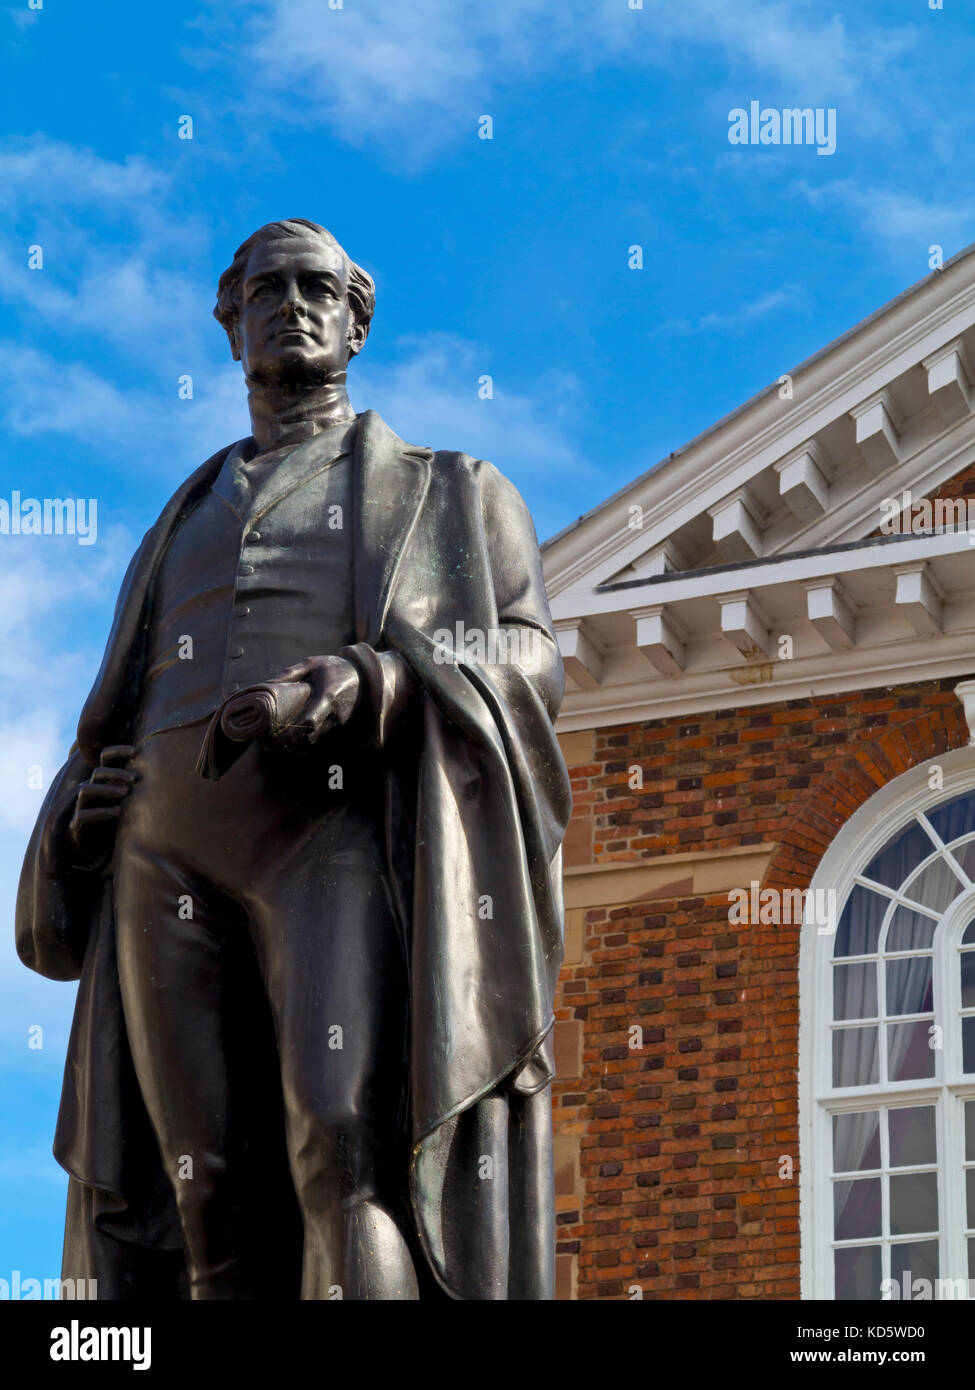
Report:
424,449,532,532
366,412,527,514
427,446,516,495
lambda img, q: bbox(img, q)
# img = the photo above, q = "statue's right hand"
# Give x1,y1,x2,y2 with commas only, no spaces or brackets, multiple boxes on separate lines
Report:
68,745,138,865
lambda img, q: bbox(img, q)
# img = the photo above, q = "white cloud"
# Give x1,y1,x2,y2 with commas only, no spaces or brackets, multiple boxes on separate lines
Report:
203,0,917,159
0,245,207,361
6,8,41,33
797,180,975,263
0,137,241,464
0,342,140,445
353,331,596,474
0,135,167,215
672,2,912,114
657,284,801,337
0,536,131,1019
351,332,603,540
0,713,63,839
0,340,248,467
0,534,133,767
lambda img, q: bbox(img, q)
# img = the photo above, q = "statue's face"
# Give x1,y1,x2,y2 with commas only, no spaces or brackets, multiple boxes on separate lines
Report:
232,237,363,385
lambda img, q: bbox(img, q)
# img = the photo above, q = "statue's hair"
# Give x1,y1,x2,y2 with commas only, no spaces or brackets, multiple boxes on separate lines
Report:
213,218,375,357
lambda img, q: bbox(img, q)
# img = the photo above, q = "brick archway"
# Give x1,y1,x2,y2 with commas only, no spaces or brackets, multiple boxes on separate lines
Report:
762,687,970,906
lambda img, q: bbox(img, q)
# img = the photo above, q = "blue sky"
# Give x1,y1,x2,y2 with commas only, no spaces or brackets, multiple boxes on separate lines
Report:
3,0,975,1281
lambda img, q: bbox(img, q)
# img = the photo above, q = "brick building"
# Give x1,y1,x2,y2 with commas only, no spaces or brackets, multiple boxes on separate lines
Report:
544,245,975,1300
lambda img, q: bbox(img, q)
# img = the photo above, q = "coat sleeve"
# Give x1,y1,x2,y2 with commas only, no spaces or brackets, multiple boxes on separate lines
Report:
478,460,565,713
338,643,419,750
467,457,570,873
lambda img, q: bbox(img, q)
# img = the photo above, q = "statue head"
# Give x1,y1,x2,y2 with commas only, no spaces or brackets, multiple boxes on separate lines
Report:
213,219,376,387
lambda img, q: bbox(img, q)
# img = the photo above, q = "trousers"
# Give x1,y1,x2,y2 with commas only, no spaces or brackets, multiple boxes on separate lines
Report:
112,722,415,1299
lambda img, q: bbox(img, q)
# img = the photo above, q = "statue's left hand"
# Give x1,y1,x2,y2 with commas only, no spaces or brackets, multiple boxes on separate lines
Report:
262,655,361,751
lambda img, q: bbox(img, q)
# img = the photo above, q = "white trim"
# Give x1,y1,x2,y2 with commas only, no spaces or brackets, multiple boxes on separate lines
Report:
955,680,975,744
552,527,975,622
556,635,975,732
798,748,975,1299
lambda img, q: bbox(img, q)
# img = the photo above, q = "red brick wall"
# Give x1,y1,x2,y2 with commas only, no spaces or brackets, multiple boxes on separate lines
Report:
928,458,975,505
553,678,972,1298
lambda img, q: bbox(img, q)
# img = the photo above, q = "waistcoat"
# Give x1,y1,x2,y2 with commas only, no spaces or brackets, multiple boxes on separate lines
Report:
136,421,356,740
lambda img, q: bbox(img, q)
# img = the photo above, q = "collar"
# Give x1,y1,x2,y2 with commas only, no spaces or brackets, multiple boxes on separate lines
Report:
213,418,358,522
245,377,357,452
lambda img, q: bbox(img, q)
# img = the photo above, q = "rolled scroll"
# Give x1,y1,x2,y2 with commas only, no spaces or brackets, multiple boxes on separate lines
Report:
220,680,312,742
195,679,312,780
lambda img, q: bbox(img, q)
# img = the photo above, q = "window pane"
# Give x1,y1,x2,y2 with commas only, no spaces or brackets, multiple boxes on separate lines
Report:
887,1020,936,1082
967,1169,975,1228
889,1172,938,1235
834,1178,882,1239
963,916,975,946
961,951,975,1009
835,1245,881,1301
903,859,964,914
969,1239,975,1282
885,957,933,1016
950,842,975,885
928,792,975,844
890,1240,939,1294
888,1106,936,1168
887,906,937,953
833,1111,881,1173
966,1101,975,1161
865,822,936,890
963,1018,975,1074
834,886,887,958
835,963,878,1020
833,1027,879,1088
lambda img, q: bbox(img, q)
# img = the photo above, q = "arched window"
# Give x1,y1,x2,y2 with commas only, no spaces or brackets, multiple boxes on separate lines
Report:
800,753,975,1300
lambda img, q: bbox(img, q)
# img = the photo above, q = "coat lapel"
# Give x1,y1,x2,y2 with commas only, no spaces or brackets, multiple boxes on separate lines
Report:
352,410,432,646
77,444,236,765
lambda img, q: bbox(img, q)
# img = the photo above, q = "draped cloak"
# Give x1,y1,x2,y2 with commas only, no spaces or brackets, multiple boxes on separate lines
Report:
15,410,572,1300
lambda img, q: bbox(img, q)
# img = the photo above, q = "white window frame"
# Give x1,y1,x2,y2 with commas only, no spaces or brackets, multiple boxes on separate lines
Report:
799,748,975,1298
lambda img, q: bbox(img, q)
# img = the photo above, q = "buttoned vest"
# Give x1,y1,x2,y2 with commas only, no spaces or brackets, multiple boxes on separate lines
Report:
136,422,356,741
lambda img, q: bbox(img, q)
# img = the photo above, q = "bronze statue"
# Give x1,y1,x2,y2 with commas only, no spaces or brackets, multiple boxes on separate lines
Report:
16,220,571,1300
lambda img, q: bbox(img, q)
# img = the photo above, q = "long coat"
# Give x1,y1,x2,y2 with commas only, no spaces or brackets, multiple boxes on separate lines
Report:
16,410,571,1300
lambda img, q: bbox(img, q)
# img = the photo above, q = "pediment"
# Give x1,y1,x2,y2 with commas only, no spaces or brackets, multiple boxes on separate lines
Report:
545,246,975,603
543,243,975,729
